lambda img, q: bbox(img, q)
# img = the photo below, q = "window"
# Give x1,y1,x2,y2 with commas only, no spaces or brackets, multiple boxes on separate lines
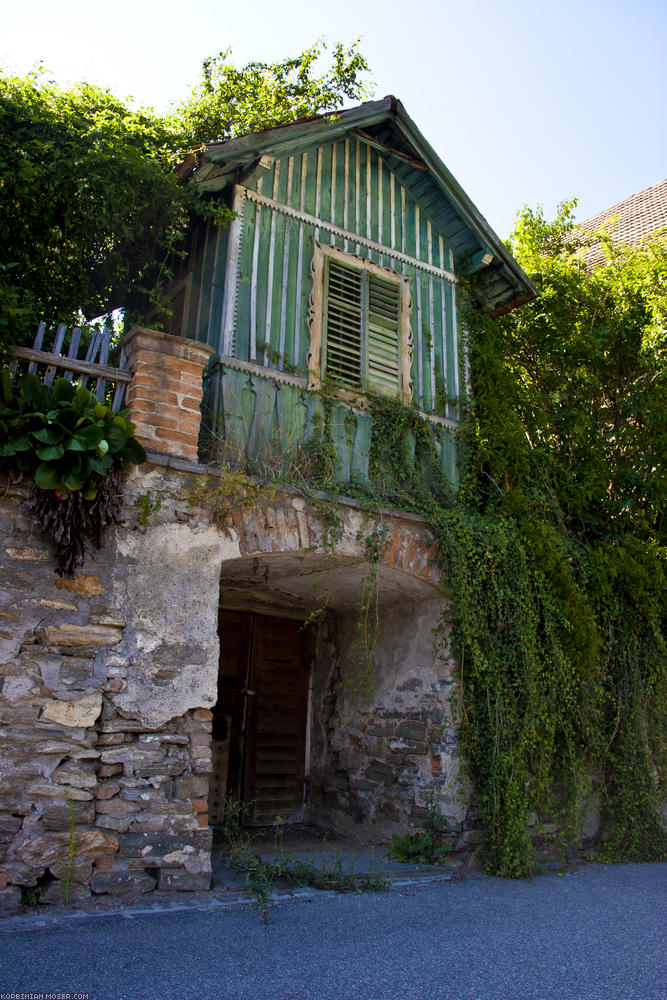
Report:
307,243,412,404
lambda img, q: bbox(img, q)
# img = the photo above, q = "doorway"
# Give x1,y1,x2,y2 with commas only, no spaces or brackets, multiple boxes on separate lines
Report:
210,610,311,827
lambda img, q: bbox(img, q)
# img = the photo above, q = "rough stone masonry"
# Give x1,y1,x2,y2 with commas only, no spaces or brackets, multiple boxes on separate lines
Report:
0,328,487,910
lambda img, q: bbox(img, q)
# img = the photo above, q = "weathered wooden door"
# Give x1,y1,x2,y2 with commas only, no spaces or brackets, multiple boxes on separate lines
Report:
213,612,310,827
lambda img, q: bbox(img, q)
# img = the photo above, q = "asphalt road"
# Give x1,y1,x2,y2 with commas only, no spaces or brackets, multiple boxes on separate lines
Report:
0,863,664,1000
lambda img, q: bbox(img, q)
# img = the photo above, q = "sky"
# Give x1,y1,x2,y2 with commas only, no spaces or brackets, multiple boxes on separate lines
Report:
2,0,666,239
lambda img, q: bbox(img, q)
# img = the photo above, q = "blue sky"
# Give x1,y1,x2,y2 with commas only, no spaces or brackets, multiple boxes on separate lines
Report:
2,0,665,238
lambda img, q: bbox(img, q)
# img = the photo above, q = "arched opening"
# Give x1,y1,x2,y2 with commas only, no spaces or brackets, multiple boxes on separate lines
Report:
209,541,453,840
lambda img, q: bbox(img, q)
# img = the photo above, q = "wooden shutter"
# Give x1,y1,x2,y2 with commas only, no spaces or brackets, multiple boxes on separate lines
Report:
324,260,363,388
366,273,401,396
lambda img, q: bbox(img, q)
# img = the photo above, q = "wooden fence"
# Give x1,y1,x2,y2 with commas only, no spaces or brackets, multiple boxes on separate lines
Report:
11,321,131,413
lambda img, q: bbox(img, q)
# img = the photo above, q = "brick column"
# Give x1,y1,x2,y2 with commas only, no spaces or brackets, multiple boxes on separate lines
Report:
122,327,215,462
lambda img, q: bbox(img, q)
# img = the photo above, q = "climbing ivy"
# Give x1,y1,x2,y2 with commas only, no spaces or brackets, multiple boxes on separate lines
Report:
193,202,665,877
282,204,666,876
433,204,667,875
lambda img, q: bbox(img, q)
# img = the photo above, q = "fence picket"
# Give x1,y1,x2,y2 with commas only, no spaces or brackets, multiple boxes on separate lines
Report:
27,321,47,374
11,321,131,412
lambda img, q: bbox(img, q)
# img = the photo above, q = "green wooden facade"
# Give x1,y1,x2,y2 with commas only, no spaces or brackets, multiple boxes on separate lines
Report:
169,99,535,488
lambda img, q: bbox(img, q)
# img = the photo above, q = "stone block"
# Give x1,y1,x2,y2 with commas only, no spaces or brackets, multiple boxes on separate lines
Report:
100,718,161,733
189,732,211,747
39,881,92,905
396,720,428,741
31,783,93,802
129,816,167,833
0,816,22,835
95,799,137,815
96,783,121,801
134,762,187,778
53,765,97,790
91,870,156,896
167,815,200,834
55,575,106,596
38,624,123,648
15,830,118,866
192,709,213,722
49,859,93,884
0,886,22,911
42,803,95,830
59,660,96,685
140,733,189,745
156,870,211,892
99,746,165,765
95,815,131,832
97,763,123,778
192,760,212,775
97,733,125,746
175,775,209,800
365,761,395,784
41,693,103,728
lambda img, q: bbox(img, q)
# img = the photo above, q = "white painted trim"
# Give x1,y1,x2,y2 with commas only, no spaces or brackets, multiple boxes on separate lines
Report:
220,185,246,356
244,187,457,283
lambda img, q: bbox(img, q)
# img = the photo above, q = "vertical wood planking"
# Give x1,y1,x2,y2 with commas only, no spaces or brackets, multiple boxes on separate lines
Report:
262,163,281,366
206,224,224,350
389,172,396,264
250,202,262,361
293,153,308,370
354,140,361,254
194,221,212,342
449,247,460,418
343,139,350,251
278,157,294,369
235,203,256,362
314,147,323,241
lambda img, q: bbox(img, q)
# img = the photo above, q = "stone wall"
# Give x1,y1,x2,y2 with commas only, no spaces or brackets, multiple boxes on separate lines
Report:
306,594,479,849
0,466,229,906
1,456,485,904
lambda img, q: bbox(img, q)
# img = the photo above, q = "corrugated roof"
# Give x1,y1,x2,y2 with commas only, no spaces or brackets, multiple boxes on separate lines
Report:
577,178,667,267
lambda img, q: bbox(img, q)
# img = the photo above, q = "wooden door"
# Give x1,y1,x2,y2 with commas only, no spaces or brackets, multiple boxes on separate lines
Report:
243,616,310,825
213,612,310,827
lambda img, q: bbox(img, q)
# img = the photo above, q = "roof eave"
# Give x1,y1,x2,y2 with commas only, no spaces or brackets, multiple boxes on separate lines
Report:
389,100,537,310
188,96,537,313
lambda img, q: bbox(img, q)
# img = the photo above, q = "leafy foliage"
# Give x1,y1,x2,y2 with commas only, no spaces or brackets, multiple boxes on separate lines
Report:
279,205,666,875
0,369,146,574
0,71,186,354
0,44,372,356
174,40,371,145
443,204,667,874
0,370,146,496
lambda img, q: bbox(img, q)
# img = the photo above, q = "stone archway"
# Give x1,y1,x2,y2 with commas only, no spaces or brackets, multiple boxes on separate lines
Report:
207,493,461,842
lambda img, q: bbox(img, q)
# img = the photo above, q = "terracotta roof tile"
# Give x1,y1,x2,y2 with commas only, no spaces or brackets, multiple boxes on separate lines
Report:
577,178,667,267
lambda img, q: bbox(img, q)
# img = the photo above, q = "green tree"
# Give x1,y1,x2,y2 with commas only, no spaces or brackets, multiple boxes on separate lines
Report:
174,40,370,145
482,202,667,542
0,41,371,354
0,73,186,354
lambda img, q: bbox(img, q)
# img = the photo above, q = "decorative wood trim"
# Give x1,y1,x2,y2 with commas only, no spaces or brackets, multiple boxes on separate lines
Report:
307,241,414,405
214,354,308,389
306,241,325,391
220,185,246,356
400,274,413,406
244,187,457,282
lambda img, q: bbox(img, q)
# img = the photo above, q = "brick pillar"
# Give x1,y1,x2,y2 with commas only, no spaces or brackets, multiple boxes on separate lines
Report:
122,327,215,462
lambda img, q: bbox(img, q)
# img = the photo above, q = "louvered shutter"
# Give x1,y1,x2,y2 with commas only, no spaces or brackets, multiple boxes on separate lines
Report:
324,260,363,388
366,273,401,396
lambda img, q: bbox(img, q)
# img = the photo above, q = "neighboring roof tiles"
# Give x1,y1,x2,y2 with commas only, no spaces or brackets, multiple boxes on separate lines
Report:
185,97,537,316
577,178,667,268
